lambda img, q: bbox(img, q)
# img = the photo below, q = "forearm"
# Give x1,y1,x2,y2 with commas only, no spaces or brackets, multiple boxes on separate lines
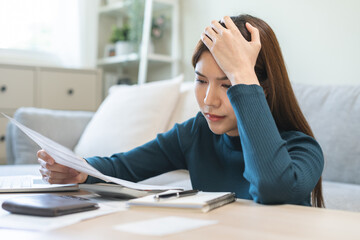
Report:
227,84,323,204
85,130,188,184
85,148,175,184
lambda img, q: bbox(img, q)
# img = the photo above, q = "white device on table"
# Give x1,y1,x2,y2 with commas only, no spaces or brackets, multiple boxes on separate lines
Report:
0,175,78,193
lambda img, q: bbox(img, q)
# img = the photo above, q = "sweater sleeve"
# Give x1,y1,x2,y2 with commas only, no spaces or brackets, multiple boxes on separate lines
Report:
227,84,324,204
84,118,197,184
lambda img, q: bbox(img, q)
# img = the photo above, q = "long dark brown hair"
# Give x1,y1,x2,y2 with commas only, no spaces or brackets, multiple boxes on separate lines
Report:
192,14,324,208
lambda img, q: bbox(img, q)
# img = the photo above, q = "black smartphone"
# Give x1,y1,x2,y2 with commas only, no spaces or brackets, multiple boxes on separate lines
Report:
2,194,99,217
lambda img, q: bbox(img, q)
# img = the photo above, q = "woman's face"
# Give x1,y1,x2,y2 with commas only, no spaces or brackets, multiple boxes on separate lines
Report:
194,51,239,136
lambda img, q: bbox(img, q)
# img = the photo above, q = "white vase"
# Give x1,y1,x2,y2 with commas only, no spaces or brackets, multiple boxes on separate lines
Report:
115,41,133,55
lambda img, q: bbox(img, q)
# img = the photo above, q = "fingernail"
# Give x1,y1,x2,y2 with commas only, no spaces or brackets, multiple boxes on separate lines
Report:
40,151,46,158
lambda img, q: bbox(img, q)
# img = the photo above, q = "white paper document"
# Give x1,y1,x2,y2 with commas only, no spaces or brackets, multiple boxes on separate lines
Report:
3,113,181,191
114,216,218,236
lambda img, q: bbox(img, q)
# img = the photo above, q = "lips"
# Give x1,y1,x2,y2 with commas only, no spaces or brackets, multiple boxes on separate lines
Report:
204,113,225,122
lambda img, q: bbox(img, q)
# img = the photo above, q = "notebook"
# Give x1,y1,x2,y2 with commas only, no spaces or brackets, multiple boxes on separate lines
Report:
0,175,78,193
127,191,236,213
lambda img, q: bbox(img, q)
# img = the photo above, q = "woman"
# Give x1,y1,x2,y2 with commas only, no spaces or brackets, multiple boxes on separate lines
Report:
38,14,324,207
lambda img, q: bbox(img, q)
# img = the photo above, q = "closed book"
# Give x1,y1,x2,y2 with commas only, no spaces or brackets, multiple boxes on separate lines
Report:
127,191,235,213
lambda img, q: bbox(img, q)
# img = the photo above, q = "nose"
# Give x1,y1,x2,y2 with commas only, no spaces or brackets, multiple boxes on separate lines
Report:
204,84,220,107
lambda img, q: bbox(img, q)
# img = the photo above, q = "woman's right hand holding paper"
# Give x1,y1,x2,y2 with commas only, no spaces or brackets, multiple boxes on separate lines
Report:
37,150,88,184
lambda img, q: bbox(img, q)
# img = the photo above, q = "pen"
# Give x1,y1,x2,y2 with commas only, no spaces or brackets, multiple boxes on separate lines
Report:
154,190,199,200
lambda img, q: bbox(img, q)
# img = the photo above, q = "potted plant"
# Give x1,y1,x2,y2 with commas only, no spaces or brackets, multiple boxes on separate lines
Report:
109,24,134,56
151,15,166,39
104,0,144,57
149,14,166,53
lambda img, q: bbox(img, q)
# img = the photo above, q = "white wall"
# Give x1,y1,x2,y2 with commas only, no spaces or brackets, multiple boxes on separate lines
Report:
179,0,360,85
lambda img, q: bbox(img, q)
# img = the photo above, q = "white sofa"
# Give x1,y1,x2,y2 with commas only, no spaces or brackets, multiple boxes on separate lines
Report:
5,78,360,212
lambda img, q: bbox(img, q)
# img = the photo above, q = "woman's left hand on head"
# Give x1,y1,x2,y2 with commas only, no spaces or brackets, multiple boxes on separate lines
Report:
201,16,261,86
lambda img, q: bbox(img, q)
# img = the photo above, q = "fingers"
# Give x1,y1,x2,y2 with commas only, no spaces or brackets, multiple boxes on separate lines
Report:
44,176,81,184
210,20,224,34
37,150,71,172
37,150,55,165
39,162,77,178
38,157,71,173
39,164,79,184
222,16,260,44
222,16,238,32
201,32,213,50
37,149,81,184
246,22,261,45
202,20,226,49
40,167,77,179
204,26,217,41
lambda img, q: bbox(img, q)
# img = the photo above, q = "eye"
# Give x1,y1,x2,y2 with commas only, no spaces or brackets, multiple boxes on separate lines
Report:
222,84,232,89
195,78,207,84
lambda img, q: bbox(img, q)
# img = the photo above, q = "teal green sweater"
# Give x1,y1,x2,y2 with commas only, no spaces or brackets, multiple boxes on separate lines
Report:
86,84,324,206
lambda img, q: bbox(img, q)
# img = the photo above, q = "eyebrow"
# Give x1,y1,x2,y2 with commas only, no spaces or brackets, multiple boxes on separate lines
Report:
195,71,228,80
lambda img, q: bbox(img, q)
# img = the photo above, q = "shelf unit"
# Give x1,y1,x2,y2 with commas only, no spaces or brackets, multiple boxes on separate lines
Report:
96,0,180,93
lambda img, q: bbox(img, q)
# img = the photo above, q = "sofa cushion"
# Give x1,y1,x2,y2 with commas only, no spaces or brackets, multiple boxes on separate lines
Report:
165,81,199,131
74,75,183,158
293,84,360,184
8,108,94,164
322,180,360,212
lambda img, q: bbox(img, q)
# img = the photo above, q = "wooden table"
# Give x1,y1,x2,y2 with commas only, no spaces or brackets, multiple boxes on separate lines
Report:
1,165,360,239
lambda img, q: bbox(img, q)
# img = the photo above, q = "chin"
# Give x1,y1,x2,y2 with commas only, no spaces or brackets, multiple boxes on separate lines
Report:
208,126,226,135
207,123,238,136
